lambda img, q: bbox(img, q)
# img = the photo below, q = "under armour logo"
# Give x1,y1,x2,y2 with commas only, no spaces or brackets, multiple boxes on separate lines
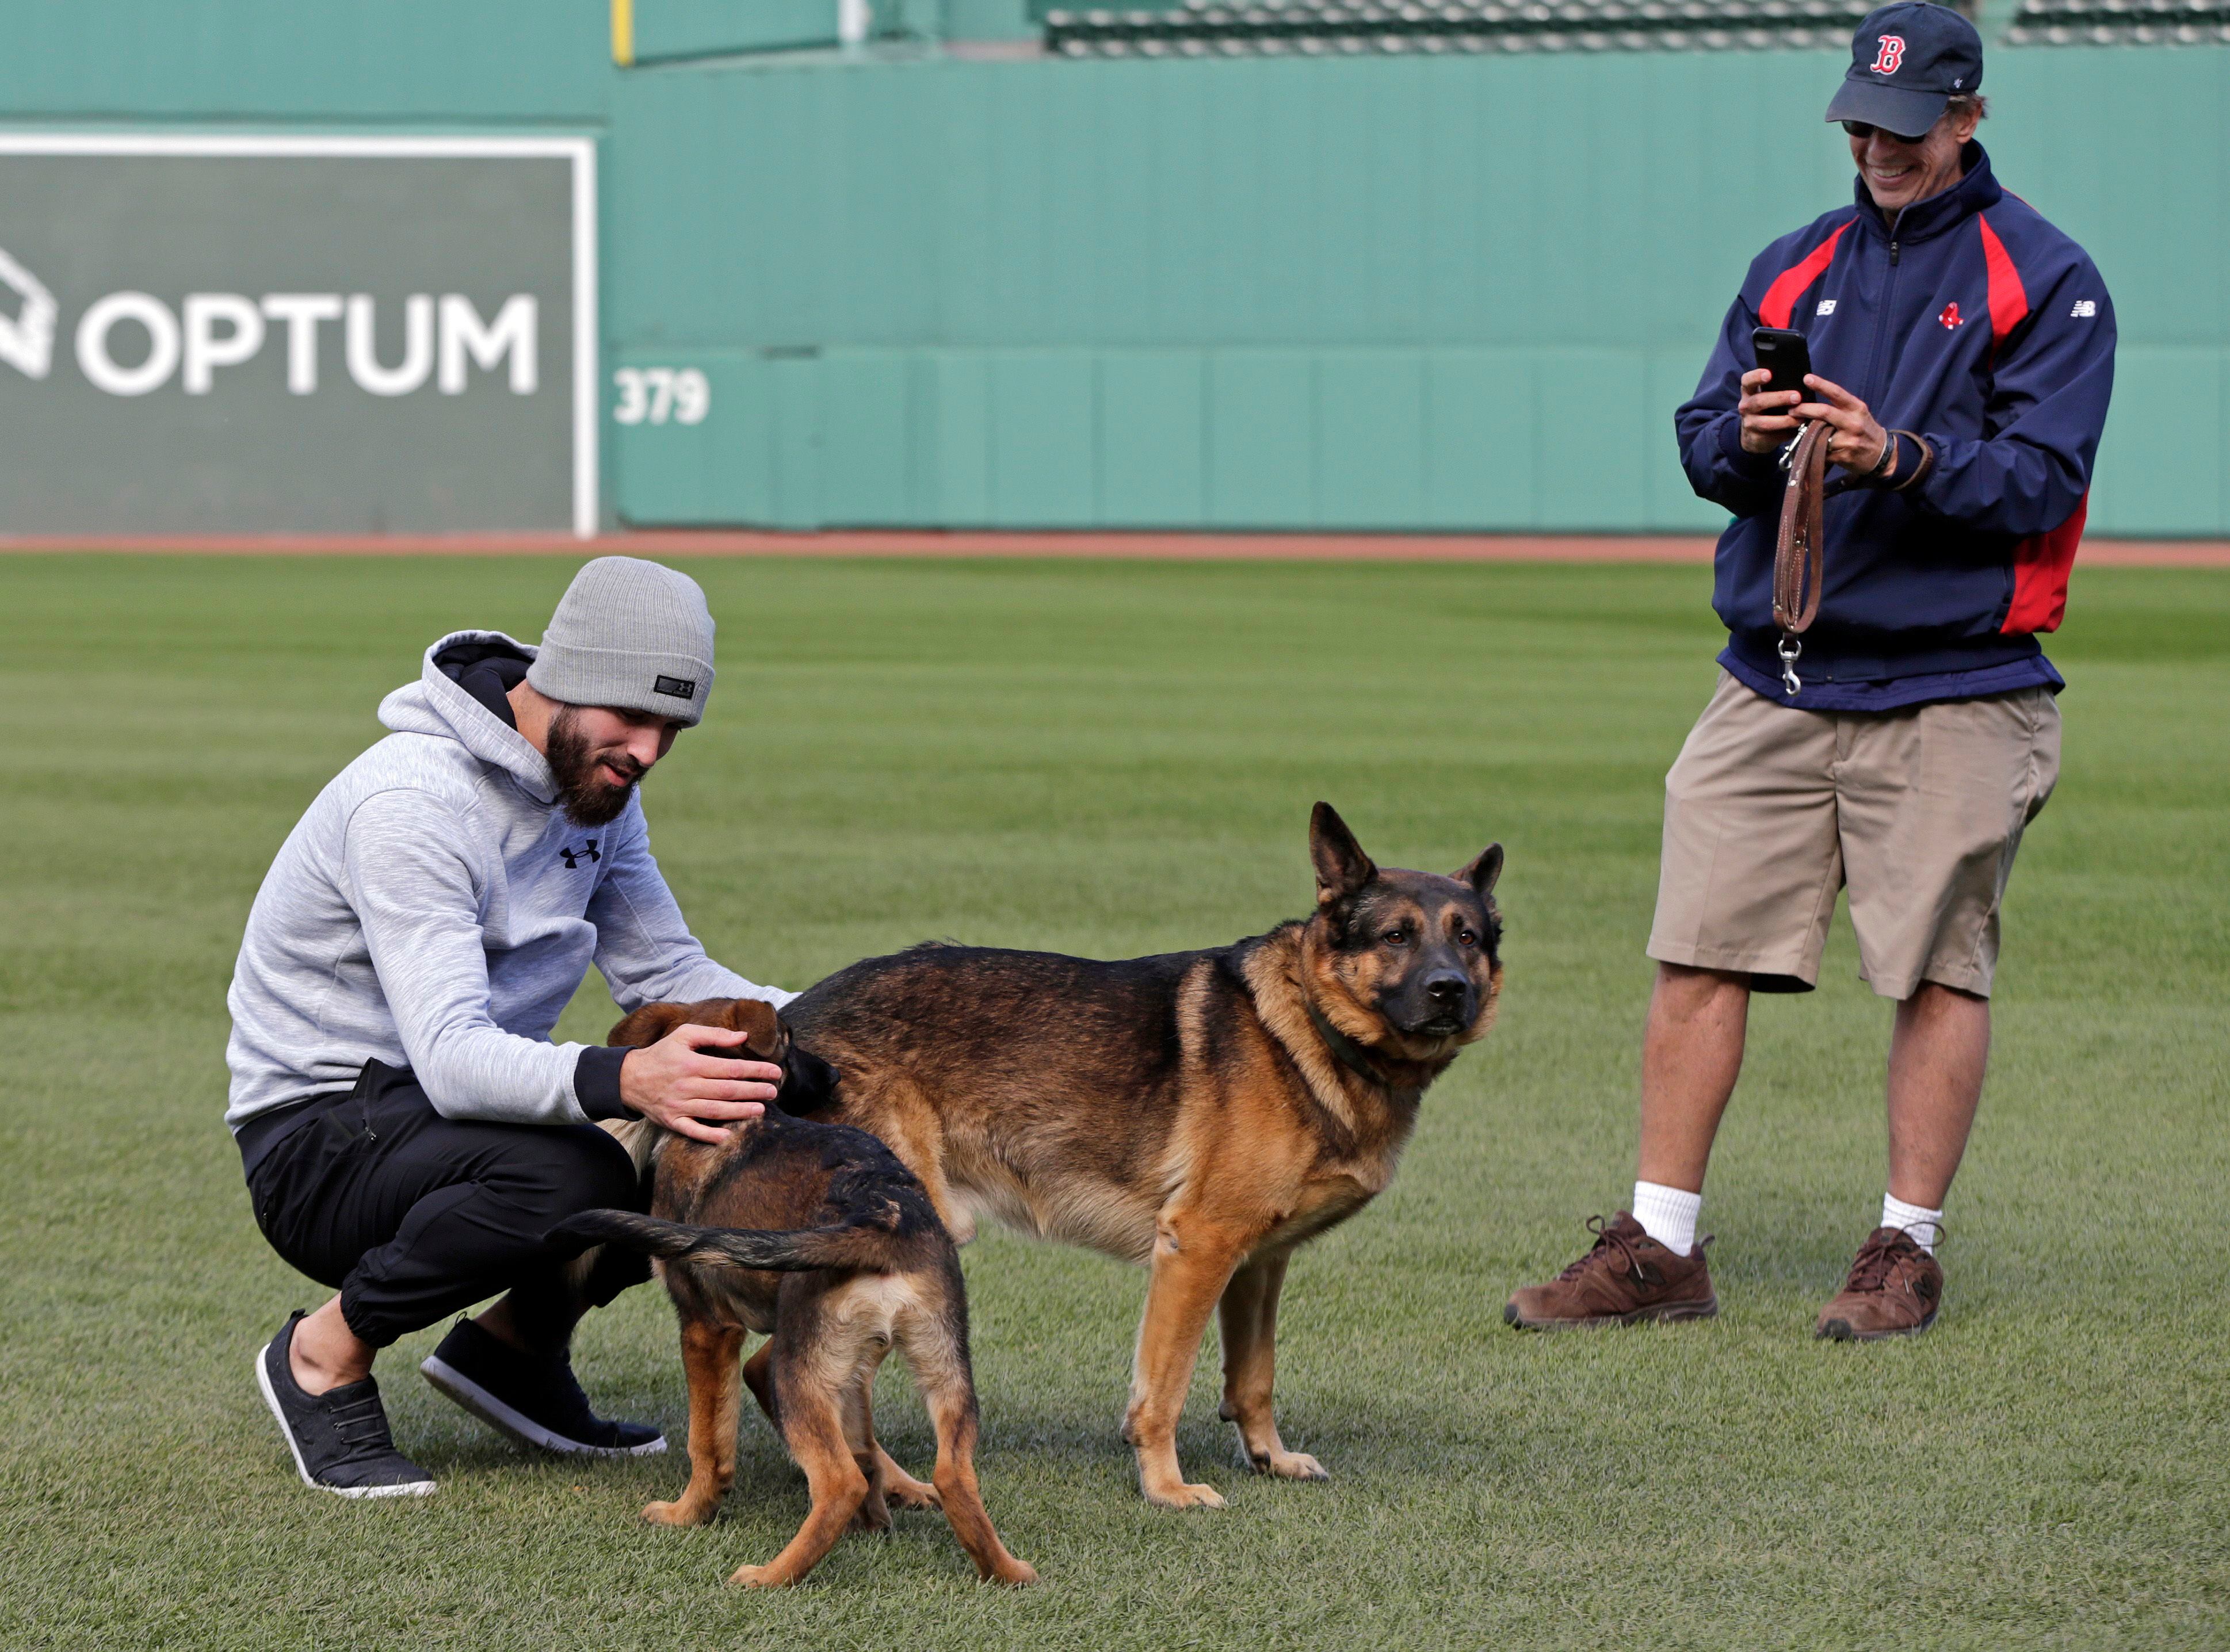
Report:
559,839,601,869
1939,302,1964,330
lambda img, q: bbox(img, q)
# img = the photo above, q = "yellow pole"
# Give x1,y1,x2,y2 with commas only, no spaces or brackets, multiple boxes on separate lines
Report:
611,0,635,66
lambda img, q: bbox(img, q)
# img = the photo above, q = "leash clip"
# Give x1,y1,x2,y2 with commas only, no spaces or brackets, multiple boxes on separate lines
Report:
1778,634,1803,696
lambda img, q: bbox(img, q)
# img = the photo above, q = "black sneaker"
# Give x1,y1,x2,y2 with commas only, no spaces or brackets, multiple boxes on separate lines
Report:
419,1318,665,1458
254,1311,436,1499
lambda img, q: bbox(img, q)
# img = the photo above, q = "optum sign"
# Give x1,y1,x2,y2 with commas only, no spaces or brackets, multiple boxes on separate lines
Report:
0,135,596,536
59,291,539,400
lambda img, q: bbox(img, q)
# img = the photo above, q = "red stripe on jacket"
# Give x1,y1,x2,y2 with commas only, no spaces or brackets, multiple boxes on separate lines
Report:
1758,222,1851,329
1979,214,2071,633
2003,491,2086,634
1977,213,2029,353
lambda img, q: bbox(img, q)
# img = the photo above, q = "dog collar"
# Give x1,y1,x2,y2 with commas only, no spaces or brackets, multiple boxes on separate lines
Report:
1305,1002,1400,1092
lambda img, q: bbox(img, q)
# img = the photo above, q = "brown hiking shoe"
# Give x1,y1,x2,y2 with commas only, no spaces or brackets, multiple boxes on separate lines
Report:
1816,1226,1943,1341
1505,1212,1718,1330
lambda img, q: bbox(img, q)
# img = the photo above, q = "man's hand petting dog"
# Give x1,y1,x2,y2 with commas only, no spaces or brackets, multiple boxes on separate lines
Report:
618,1023,781,1142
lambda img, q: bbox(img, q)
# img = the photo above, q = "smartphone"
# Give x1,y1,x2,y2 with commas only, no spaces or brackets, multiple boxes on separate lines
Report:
1751,326,1814,408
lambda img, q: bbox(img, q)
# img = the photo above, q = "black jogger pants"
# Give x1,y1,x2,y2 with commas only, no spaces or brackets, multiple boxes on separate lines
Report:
240,1061,647,1348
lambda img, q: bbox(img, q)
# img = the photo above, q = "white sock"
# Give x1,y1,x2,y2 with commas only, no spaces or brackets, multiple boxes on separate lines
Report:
1631,1181,1701,1257
1881,1192,1944,1254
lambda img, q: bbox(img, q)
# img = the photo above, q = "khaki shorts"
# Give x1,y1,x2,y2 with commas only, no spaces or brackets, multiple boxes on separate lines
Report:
1648,671,2060,1000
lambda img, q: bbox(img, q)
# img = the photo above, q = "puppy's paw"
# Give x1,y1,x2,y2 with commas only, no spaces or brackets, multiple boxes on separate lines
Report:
641,1498,711,1527
727,1562,781,1588
988,1557,1040,1586
1143,1478,1227,1510
1251,1448,1330,1481
884,1474,942,1512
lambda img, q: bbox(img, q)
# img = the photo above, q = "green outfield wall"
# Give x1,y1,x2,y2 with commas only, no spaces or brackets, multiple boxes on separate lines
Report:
1,4,2223,534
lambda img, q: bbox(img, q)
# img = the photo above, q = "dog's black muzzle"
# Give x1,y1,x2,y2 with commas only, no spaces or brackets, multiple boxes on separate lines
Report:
1397,970,1475,1037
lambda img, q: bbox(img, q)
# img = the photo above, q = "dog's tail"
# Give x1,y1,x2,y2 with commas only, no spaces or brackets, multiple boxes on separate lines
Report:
549,1209,902,1274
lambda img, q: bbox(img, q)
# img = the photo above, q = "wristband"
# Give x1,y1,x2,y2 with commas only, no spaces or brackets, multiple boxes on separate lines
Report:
1887,430,1935,493
1861,429,1898,485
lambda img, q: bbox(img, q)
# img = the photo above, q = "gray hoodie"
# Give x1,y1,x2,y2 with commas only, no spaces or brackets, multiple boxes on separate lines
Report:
224,630,791,1134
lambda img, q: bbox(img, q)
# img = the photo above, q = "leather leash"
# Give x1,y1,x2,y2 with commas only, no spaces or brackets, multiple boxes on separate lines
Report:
1773,418,1829,696
1771,419,1935,697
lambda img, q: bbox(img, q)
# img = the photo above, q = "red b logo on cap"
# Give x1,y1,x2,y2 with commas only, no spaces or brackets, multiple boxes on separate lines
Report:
1870,34,1907,74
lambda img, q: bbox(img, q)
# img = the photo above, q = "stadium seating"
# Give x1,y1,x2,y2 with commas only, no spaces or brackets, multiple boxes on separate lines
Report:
2002,0,2230,47
1044,0,2230,56
1045,0,1908,58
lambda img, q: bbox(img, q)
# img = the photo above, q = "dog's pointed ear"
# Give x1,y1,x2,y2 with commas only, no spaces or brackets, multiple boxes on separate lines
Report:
1309,802,1377,906
1455,843,1505,901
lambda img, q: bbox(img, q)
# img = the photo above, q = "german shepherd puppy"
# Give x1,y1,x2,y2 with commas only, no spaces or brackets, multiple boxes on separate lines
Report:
550,999,1034,1589
742,803,1504,1508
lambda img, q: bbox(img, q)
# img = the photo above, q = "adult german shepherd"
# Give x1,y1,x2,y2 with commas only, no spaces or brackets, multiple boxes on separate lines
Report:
552,999,1034,1588
760,802,1505,1508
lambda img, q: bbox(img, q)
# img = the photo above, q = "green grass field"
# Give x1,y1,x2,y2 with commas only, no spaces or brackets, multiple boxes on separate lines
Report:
2,553,2225,1650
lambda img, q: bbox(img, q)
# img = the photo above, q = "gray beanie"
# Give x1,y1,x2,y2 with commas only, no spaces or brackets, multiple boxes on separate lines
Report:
526,556,717,726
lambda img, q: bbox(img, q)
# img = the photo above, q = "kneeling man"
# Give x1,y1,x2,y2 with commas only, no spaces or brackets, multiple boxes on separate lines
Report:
228,557,788,1497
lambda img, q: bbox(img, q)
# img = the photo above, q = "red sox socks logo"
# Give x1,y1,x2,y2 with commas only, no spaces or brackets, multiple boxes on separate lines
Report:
1939,302,1964,330
1869,34,1906,74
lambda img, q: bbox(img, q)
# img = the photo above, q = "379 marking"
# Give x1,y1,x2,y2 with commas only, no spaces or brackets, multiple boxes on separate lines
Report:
613,366,709,426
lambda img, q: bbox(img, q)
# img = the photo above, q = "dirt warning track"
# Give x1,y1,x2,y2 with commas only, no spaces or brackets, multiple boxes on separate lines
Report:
2,530,2225,566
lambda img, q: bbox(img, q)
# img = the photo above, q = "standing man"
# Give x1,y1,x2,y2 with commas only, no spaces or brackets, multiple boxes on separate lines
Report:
1507,3,2113,1340
230,557,792,1496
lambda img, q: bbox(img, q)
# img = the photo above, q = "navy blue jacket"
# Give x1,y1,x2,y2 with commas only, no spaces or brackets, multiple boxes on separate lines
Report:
1676,143,2116,710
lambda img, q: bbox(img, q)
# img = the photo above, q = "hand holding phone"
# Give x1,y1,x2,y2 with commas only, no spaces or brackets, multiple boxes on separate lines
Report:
1740,326,1816,454
1751,327,1814,408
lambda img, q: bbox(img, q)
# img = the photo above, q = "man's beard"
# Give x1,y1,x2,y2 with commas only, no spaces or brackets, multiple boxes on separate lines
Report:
545,706,643,827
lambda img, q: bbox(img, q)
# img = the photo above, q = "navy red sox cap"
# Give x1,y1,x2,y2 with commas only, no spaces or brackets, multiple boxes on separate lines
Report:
1825,2,1984,140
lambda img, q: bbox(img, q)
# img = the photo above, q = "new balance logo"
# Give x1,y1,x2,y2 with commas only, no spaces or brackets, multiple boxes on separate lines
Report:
2070,300,2097,318
1816,299,1837,316
559,839,601,869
